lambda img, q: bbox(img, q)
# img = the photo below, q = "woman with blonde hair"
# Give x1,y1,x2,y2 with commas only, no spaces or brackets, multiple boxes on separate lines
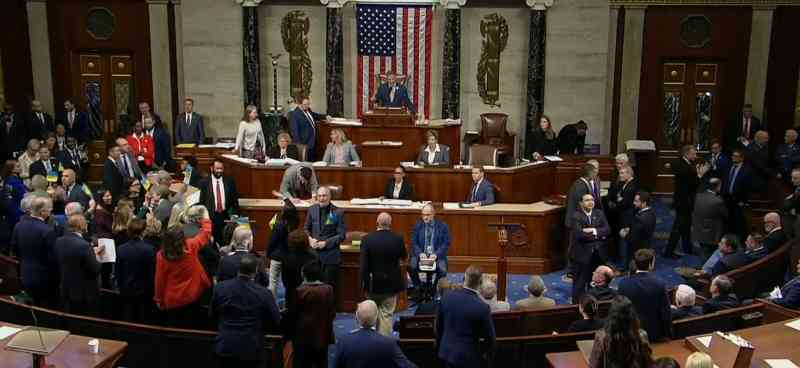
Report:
112,200,135,247
233,105,266,160
322,128,360,165
685,352,713,368
217,225,268,286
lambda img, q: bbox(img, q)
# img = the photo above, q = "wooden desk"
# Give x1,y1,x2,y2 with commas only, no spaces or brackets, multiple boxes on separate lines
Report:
362,108,414,126
546,318,800,368
0,322,127,368
318,122,461,167
221,155,557,203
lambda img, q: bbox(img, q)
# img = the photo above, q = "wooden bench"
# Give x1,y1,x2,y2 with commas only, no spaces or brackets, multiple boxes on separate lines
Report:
697,242,791,299
672,301,764,339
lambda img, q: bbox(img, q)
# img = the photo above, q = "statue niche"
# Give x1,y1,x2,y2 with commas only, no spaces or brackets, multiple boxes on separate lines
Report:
281,10,313,101
477,13,508,107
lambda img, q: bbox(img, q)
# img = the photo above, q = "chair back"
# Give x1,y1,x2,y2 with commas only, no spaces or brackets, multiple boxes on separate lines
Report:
520,304,582,335
723,242,791,299
492,310,526,337
469,145,498,167
480,112,509,146
672,302,764,339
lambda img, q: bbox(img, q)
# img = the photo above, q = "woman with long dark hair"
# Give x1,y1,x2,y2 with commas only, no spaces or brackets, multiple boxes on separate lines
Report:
589,295,654,368
526,114,558,161
266,199,300,298
567,294,604,332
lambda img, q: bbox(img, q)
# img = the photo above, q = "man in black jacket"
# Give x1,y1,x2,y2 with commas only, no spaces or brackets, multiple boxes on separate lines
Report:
586,265,617,301
26,100,54,141
666,145,702,258
703,275,741,314
28,145,61,183
55,214,103,316
103,146,127,202
763,212,787,252
570,193,610,302
11,196,58,307
115,218,156,323
199,159,240,243
360,212,407,337
618,249,672,342
620,191,656,272
556,120,587,155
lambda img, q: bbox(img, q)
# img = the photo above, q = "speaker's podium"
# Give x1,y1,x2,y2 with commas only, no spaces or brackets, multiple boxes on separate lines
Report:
362,107,414,126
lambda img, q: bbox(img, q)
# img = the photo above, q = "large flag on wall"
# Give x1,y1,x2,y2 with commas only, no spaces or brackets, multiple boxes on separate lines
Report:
356,4,433,119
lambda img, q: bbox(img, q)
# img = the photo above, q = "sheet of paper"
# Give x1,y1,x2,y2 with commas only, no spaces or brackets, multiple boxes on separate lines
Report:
544,155,563,162
0,326,21,340
785,318,800,332
96,238,116,263
765,359,800,368
696,335,712,348
443,202,460,210
185,190,201,206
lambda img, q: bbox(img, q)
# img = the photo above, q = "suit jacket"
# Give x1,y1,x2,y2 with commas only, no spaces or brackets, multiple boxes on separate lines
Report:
566,318,604,333
304,203,346,265
361,229,407,294
265,144,300,160
383,179,415,201
375,83,416,113
514,295,555,311
586,285,617,301
322,142,360,165
764,228,787,252
11,216,58,292
210,276,281,361
146,128,172,167
710,251,751,277
722,163,755,202
115,239,156,298
466,179,496,206
198,175,240,216
627,207,656,251
556,123,585,155
416,144,451,166
692,191,728,245
291,281,336,349
103,158,127,201
708,152,732,179
279,163,319,199
216,250,268,288
607,179,638,225
672,157,699,210
55,232,101,303
411,219,451,261
0,113,28,155
56,110,91,143
333,328,417,368
569,209,610,264
26,111,55,141
746,143,771,186
56,148,86,172
566,178,603,228
726,114,762,150
702,294,740,314
775,276,800,309
618,272,673,341
63,183,92,210
671,305,703,320
436,287,496,368
289,107,324,160
29,159,61,181
175,112,205,144
775,143,800,176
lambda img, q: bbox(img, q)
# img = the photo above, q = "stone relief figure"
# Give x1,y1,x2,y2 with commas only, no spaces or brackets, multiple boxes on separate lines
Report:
281,10,313,102
477,13,508,107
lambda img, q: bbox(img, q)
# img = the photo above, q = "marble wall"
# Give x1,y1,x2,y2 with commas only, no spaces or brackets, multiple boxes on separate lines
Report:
181,0,244,138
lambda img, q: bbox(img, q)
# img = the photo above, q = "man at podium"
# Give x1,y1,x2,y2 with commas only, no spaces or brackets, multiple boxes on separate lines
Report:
373,73,416,114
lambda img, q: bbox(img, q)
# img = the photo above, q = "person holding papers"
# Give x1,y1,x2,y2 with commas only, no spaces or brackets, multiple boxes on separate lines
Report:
383,166,415,201
771,258,800,309
417,130,450,166
409,204,451,290
55,214,104,316
322,128,360,166
278,163,319,202
29,145,62,184
525,115,558,161
464,167,495,207
266,132,300,161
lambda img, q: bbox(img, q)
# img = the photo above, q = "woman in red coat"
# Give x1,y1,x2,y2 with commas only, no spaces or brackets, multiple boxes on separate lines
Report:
154,205,213,328
127,121,155,171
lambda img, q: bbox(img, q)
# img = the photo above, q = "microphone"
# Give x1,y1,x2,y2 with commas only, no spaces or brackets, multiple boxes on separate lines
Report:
29,305,46,351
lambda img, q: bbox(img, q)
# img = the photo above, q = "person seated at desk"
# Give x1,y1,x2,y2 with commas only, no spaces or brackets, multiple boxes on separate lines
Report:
372,72,416,114
670,284,702,320
464,167,495,207
525,114,558,161
556,120,587,155
383,166,415,201
771,258,800,309
567,294,603,332
410,204,450,290
702,275,741,314
417,130,450,166
322,128,360,166
266,132,300,160
277,163,319,202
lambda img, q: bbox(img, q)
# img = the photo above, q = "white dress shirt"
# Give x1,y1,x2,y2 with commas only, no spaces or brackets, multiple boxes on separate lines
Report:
425,144,440,165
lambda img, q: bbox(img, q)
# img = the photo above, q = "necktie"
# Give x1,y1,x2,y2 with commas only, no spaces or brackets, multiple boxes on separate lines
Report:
591,181,599,201
44,161,51,173
471,183,479,202
215,179,223,213
390,87,396,103
186,113,191,126
743,117,750,138
69,112,74,125
729,165,740,193
587,212,592,225
122,156,130,177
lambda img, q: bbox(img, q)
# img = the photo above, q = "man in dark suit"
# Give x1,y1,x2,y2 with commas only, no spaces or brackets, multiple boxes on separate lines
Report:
436,265,495,368
383,166,415,201
175,98,205,145
671,284,703,320
10,197,58,308
570,193,610,302
702,275,741,314
216,226,268,287
199,159,240,243
56,99,91,144
373,73,416,113
114,136,143,180
775,129,800,181
763,212,787,252
725,104,762,152
409,204,451,289
586,265,617,301
723,149,754,239
26,100,54,141
773,259,800,309
137,102,163,130
143,117,172,169
289,97,328,161
666,145,701,258
746,130,772,188
361,212,407,336
708,234,750,278
56,136,87,174
566,164,601,229
708,140,731,178
28,145,62,183
333,300,417,368
607,165,638,266
556,120,587,155
618,249,672,342
620,191,656,271
692,178,728,261
59,168,91,210
102,146,128,202
1,104,27,161
55,214,102,316
305,186,346,295
115,218,156,324
210,254,281,367
290,261,336,368
465,167,495,206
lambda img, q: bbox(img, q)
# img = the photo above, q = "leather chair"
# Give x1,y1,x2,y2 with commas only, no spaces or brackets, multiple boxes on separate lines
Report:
479,112,516,165
469,145,498,167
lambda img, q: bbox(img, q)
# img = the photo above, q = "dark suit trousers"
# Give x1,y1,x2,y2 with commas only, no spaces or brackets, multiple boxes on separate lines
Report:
724,198,748,241
321,263,340,298
216,354,261,368
211,211,227,246
572,250,603,303
667,207,693,255
293,344,327,368
122,294,156,324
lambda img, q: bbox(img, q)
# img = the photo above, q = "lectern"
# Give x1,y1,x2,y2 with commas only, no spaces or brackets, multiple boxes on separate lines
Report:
488,222,526,302
363,107,414,126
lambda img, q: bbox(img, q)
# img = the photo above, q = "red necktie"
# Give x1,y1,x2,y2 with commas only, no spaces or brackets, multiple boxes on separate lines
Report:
215,180,223,213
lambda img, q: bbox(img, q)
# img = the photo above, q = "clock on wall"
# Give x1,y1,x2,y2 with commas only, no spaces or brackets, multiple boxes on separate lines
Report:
680,15,712,49
86,7,115,41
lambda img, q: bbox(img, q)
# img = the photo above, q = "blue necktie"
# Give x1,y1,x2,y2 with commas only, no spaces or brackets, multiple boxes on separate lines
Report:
728,165,740,193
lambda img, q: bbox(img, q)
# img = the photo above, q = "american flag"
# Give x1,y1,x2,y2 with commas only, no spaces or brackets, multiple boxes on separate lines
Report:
357,4,433,119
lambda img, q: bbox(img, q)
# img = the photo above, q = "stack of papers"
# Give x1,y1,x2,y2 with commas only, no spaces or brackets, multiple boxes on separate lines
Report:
200,142,235,149
328,118,362,126
265,158,300,166
785,318,800,332
96,238,117,263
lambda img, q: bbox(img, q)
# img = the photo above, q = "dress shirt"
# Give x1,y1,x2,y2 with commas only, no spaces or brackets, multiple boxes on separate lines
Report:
122,154,134,177
743,117,751,138
43,160,52,173
213,176,226,210
393,181,403,199
303,110,316,129
471,179,483,202
185,112,192,126
68,111,75,126
728,164,742,193
425,144,440,165
37,112,44,122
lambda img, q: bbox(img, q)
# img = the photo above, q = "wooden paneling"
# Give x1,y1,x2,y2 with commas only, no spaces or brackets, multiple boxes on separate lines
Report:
764,7,800,143
0,0,33,110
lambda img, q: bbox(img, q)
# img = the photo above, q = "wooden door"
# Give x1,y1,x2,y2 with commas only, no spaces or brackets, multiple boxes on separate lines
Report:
653,61,721,193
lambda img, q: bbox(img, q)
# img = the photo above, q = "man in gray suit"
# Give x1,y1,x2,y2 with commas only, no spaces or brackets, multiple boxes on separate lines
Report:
305,186,346,296
278,163,319,201
175,98,205,145
692,177,728,261
115,136,144,179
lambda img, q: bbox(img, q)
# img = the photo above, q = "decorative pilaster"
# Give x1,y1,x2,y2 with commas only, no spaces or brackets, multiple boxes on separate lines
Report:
238,0,263,107
523,0,552,158
148,0,173,133
744,5,775,118
617,5,646,153
323,0,347,116
26,0,55,114
441,0,465,119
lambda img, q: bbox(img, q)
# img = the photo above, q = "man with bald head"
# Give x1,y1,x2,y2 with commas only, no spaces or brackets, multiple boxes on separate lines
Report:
59,168,91,210
55,214,104,315
26,99,54,141
410,203,451,291
115,136,143,179
305,186,346,296
763,212,787,252
360,212,407,336
586,265,617,301
333,300,417,368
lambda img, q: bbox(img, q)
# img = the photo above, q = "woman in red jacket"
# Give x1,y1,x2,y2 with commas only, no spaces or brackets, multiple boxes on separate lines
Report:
127,121,155,171
154,205,213,328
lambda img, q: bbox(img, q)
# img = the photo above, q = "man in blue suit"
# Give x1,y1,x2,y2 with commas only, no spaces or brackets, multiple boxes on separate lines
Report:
723,149,753,238
618,249,673,342
465,167,496,206
409,204,451,289
144,117,173,169
305,186,346,295
210,254,281,367
55,214,102,316
775,129,800,181
373,73,416,114
773,259,800,309
436,265,495,368
708,140,731,179
57,99,91,144
570,193,610,302
289,97,328,162
175,98,205,145
10,196,58,308
333,300,417,368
